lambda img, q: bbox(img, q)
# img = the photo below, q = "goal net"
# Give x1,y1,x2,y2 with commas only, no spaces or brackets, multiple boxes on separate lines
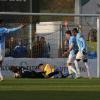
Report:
0,12,99,78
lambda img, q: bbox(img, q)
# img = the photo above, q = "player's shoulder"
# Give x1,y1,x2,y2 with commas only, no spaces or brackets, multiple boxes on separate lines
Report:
0,27,9,34
76,32,81,38
0,27,8,32
0,27,7,30
70,36,76,41
71,36,75,39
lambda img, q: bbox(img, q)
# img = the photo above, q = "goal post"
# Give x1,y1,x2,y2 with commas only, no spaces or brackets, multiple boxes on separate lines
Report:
97,17,100,78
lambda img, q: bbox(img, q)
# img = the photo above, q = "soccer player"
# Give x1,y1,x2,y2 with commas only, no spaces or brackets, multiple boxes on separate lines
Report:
10,65,60,79
63,30,79,78
72,28,90,78
0,19,25,81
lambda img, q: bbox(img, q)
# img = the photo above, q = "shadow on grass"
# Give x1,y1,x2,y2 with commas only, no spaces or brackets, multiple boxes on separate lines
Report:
0,91,100,100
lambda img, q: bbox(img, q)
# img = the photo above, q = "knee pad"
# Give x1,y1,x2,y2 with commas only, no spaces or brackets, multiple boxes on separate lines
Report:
76,59,81,62
67,63,72,66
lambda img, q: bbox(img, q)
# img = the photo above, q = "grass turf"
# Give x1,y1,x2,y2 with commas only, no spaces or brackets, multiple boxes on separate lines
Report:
0,78,100,100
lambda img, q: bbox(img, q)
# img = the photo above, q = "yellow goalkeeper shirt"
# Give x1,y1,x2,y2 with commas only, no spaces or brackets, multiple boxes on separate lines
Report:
43,64,55,76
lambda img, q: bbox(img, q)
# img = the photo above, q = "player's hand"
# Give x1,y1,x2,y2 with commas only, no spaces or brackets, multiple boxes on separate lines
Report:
62,51,68,57
62,54,65,57
21,24,27,28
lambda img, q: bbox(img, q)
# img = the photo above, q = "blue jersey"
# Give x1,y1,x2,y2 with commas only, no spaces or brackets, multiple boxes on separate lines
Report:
76,33,87,52
54,66,69,78
68,36,78,57
0,26,23,54
13,45,27,58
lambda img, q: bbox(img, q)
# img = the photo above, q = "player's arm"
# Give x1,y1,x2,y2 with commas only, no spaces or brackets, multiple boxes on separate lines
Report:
62,43,74,57
66,44,74,54
4,24,25,34
80,38,87,54
62,36,76,57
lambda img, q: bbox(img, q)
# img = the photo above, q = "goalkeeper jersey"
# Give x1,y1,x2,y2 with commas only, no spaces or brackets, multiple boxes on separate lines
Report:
43,64,55,76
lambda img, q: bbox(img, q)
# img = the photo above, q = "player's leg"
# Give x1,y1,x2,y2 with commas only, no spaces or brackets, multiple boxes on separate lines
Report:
76,51,91,78
75,51,83,76
0,49,4,81
67,55,78,78
0,60,3,81
74,60,80,75
83,56,91,78
47,71,59,78
84,62,90,78
68,64,77,75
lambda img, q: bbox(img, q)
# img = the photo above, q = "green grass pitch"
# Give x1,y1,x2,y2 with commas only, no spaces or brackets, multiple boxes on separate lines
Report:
0,78,100,100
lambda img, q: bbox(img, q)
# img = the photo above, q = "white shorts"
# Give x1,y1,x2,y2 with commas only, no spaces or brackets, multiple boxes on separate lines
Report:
67,54,75,64
76,51,87,62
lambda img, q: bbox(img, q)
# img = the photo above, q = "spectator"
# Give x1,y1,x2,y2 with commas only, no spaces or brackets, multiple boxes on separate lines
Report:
32,36,42,58
40,37,50,58
12,41,28,58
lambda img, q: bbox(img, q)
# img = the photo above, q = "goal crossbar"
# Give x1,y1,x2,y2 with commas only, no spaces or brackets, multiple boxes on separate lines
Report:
0,12,100,17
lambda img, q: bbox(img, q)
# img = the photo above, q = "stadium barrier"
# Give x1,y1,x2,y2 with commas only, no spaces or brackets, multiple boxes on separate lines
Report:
2,58,97,78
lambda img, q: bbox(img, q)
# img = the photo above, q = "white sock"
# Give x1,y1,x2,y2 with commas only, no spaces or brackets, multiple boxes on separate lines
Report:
68,66,78,77
84,62,90,78
74,60,80,75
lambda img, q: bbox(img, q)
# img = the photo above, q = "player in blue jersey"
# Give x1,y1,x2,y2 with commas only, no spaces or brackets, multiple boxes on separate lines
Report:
63,30,79,78
72,28,90,78
0,19,25,81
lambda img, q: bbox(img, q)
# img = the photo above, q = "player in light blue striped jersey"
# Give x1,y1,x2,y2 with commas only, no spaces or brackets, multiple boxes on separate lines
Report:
72,28,90,78
62,30,79,78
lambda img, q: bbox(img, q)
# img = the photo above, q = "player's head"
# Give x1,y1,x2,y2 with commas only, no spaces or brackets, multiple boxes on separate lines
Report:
65,30,72,40
72,28,79,36
37,36,40,41
37,63,44,71
18,41,22,46
0,19,4,26
40,36,45,41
